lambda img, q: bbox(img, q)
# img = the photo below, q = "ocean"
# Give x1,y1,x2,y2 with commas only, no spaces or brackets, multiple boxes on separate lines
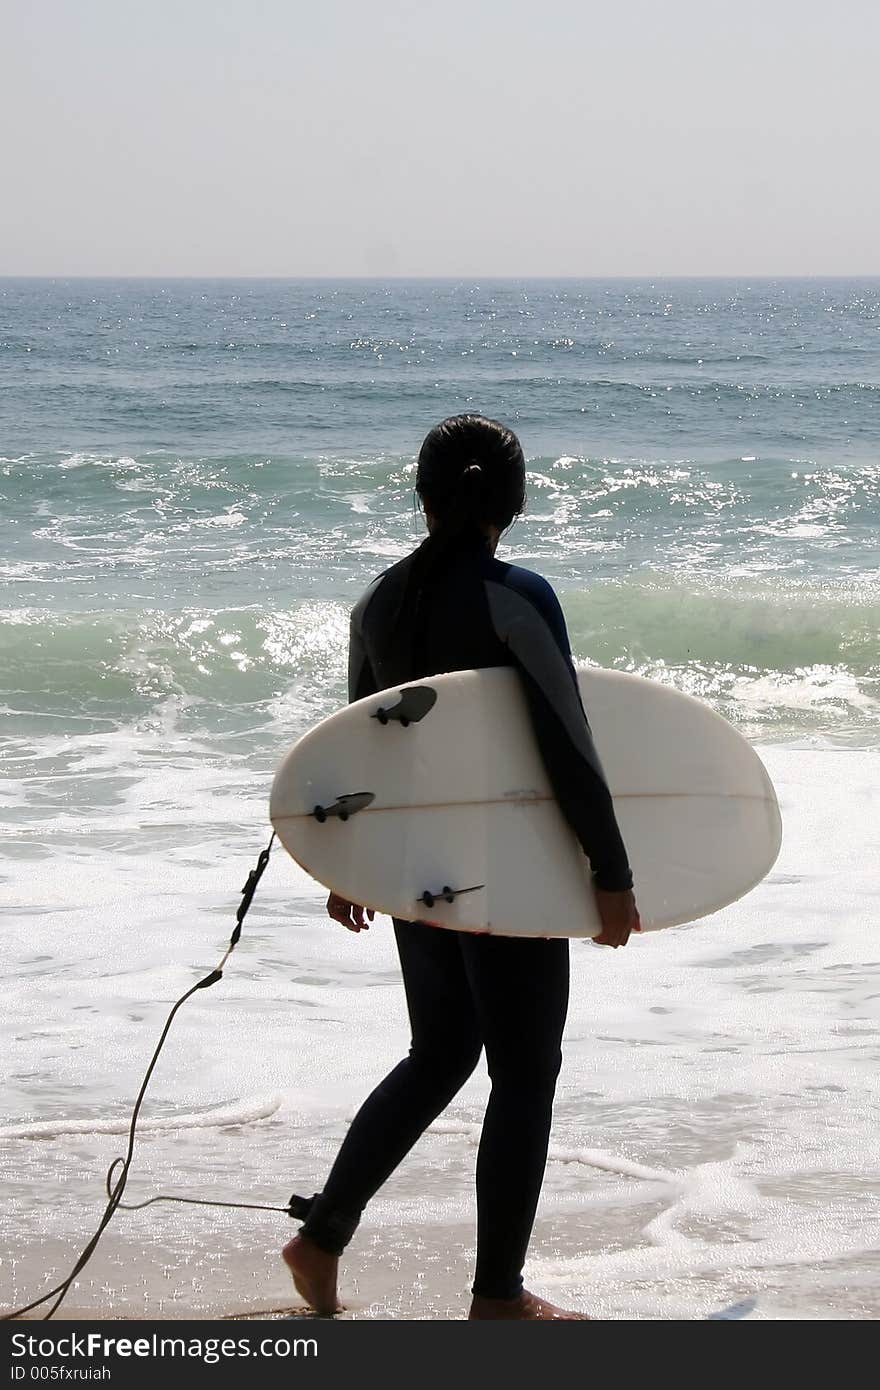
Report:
1,278,878,1320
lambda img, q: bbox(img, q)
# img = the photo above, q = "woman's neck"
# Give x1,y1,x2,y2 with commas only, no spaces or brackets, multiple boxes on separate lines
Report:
425,515,501,555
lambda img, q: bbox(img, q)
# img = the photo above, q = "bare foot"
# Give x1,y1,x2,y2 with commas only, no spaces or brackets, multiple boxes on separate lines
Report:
281,1234,342,1315
469,1290,590,1320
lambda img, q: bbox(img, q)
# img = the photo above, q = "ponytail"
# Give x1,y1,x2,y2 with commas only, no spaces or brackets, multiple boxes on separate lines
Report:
392,462,487,649
413,459,486,580
391,414,527,662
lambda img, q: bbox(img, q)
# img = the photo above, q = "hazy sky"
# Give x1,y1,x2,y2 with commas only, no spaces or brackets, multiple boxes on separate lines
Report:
2,0,878,276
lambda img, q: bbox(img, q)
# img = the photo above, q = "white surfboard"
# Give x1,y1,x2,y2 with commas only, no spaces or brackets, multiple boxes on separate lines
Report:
270,668,781,939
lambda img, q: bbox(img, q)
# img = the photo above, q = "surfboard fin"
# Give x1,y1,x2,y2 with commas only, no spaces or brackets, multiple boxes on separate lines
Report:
418,883,485,909
372,685,437,727
313,792,375,823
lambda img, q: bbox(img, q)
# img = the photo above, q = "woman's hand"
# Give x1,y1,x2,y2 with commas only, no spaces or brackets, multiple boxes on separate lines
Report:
327,892,375,932
592,887,641,948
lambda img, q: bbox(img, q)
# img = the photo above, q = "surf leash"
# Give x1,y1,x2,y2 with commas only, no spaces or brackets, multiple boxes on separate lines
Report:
0,831,317,1322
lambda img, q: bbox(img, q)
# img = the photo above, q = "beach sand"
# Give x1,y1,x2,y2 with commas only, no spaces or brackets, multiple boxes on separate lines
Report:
8,1183,880,1321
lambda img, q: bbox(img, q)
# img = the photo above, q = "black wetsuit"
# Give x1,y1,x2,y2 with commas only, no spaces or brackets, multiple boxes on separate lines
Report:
300,533,632,1299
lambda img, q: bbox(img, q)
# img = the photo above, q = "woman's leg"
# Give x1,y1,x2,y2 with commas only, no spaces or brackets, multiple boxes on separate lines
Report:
298,918,482,1257
458,933,570,1302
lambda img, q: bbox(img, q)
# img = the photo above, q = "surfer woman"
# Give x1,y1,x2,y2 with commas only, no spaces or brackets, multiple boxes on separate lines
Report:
283,415,639,1319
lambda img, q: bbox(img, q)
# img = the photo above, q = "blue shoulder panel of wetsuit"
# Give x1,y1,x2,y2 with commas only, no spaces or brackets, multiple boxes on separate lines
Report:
484,565,634,893
499,567,573,657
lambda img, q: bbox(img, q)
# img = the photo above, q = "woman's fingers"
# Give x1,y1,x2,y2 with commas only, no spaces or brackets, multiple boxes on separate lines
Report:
327,891,355,929
593,925,630,947
326,892,372,932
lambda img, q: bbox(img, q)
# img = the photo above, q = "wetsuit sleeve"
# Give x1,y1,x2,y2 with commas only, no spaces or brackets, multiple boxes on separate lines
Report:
347,578,382,703
348,612,378,702
484,576,634,892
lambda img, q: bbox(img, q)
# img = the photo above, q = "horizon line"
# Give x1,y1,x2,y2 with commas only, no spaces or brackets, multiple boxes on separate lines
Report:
2,272,879,282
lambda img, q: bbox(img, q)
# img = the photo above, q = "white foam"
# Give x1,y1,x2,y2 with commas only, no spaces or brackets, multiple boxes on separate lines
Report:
0,1095,282,1142
428,1120,675,1184
1,743,878,1317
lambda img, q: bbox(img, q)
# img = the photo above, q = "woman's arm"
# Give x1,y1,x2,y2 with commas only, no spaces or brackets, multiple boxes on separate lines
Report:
348,610,378,703
483,572,634,893
347,578,383,702
328,586,382,932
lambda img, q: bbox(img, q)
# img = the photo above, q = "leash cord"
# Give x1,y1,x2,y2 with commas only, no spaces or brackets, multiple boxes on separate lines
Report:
2,833,278,1322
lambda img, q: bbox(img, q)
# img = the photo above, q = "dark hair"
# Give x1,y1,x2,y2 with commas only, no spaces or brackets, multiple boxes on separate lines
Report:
416,413,526,536
394,413,526,643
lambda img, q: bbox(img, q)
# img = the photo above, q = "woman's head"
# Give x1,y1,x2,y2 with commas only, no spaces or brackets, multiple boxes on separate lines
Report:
416,414,526,539
391,414,526,651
